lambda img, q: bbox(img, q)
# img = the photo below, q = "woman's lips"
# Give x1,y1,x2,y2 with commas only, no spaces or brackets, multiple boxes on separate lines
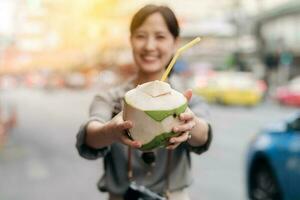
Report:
141,54,159,62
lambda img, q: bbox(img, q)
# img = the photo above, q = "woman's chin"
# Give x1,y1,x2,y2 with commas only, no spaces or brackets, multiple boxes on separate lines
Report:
139,62,163,73
141,67,163,74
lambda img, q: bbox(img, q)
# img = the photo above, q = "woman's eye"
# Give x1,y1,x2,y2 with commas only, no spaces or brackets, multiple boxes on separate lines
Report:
156,35,165,40
135,35,145,39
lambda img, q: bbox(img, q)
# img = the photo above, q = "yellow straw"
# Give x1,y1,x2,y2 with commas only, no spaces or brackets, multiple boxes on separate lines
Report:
161,37,201,82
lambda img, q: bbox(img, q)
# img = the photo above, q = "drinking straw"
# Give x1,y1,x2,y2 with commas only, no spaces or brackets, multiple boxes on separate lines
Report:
161,37,201,82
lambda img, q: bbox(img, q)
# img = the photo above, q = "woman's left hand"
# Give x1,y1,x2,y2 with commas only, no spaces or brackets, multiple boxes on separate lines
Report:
166,89,196,150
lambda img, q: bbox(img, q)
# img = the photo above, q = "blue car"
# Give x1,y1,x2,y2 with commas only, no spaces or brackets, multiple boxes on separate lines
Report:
246,112,300,200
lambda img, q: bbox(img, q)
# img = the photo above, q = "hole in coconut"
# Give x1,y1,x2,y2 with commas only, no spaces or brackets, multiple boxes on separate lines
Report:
173,113,177,118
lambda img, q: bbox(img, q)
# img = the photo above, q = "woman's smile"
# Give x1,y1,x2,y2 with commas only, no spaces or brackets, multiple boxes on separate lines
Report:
140,53,160,62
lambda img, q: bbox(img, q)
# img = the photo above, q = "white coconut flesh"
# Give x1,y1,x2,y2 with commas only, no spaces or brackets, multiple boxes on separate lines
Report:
124,80,188,151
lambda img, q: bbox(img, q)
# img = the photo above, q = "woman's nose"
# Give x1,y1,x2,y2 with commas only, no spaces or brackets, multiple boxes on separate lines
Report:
144,37,156,51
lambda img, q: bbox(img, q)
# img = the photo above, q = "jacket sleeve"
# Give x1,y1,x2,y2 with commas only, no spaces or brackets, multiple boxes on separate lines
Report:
75,92,115,160
76,118,110,160
186,95,213,155
186,123,213,155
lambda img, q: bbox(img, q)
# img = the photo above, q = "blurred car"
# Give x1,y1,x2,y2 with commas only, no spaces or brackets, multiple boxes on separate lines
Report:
246,112,300,200
44,74,65,90
193,72,266,106
0,75,18,90
64,72,88,89
275,76,300,107
23,72,46,88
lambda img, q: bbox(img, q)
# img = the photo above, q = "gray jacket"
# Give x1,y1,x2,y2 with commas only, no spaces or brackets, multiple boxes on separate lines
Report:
76,79,212,195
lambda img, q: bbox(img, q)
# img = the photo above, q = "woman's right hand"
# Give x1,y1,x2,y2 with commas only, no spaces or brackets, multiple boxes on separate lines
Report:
108,112,142,148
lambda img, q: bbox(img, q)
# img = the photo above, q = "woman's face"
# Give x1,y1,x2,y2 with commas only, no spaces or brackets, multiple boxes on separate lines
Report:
130,12,178,75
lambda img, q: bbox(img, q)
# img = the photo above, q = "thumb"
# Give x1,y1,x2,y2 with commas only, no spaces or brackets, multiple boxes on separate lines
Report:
184,89,193,101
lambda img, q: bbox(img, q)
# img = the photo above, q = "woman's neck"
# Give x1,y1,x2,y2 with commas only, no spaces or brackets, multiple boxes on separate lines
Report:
134,71,166,86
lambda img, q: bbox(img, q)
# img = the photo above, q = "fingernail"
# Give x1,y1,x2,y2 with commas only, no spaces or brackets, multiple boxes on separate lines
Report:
170,139,175,143
173,128,178,132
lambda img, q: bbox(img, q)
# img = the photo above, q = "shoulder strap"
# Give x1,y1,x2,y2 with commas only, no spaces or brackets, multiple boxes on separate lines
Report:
128,146,133,180
164,149,172,198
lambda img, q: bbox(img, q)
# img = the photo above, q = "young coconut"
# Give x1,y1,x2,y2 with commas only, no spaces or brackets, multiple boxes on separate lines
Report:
123,80,188,151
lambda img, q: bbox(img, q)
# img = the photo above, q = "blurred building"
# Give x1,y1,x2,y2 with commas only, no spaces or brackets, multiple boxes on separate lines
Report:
1,0,299,77
254,0,300,78
0,0,138,74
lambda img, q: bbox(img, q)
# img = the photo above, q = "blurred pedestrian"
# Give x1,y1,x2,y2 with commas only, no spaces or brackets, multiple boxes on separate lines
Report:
279,49,293,85
0,107,17,149
234,52,247,72
76,4,212,200
263,50,280,91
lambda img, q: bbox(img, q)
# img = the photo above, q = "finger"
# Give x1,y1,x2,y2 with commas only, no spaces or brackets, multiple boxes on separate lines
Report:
115,121,133,131
179,113,194,121
166,142,180,150
173,121,196,133
120,133,142,148
169,132,189,144
184,89,193,101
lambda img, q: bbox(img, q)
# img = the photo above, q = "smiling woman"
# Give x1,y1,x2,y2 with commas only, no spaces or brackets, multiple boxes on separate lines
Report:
76,4,212,200
130,5,180,83
130,6,179,77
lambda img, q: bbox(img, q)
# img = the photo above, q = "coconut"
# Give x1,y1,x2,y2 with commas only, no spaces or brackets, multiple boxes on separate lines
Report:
123,80,188,151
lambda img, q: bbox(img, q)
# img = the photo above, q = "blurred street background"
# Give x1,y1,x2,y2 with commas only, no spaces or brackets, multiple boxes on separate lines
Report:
0,0,300,200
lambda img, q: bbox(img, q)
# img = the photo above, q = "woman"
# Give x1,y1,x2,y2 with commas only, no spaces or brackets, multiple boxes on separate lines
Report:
76,4,212,200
